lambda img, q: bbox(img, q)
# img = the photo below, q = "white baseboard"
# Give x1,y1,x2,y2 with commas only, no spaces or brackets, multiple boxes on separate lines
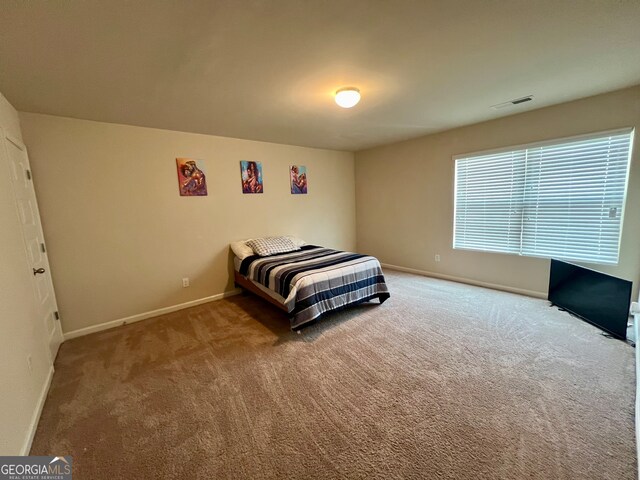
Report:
634,312,639,480
21,365,54,456
63,289,242,341
381,263,547,299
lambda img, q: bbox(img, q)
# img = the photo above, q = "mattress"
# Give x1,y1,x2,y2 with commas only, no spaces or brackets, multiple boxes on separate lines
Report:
235,245,390,328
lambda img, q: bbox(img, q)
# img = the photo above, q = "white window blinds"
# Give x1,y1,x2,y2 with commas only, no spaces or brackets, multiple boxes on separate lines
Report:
454,129,633,265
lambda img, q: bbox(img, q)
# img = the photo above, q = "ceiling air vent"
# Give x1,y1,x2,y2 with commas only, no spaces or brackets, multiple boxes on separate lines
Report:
491,95,534,110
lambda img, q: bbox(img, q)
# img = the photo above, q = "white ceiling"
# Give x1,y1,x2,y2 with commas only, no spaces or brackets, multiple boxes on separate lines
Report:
1,0,639,151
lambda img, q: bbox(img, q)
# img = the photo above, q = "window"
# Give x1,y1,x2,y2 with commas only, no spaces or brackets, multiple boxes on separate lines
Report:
453,129,634,265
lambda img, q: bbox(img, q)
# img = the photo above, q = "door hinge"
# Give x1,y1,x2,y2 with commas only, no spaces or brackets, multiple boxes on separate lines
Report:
40,243,46,253
54,311,60,321
26,169,32,180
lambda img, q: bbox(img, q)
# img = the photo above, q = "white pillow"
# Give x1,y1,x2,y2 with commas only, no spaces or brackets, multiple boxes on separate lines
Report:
246,236,300,257
230,239,255,260
286,236,306,247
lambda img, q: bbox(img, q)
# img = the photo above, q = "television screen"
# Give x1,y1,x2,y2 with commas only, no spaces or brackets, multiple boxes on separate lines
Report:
548,259,632,340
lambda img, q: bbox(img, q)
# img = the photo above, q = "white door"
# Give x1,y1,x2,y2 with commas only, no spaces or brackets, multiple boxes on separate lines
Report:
2,129,63,361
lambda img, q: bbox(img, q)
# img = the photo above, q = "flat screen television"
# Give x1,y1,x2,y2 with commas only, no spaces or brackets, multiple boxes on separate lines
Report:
548,259,632,340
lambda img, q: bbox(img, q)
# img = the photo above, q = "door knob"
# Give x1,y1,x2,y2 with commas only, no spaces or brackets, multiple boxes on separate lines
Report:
33,268,46,275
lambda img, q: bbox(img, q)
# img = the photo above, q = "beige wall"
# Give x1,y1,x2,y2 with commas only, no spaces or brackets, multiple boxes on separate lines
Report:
0,93,52,454
356,85,640,301
19,113,355,334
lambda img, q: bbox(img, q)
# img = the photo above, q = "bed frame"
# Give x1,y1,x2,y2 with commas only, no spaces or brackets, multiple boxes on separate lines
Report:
234,269,389,333
234,271,290,313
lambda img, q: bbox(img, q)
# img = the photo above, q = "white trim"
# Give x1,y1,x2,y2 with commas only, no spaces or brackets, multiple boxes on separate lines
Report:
21,365,54,456
63,289,242,340
634,311,639,480
5,132,26,151
381,263,546,299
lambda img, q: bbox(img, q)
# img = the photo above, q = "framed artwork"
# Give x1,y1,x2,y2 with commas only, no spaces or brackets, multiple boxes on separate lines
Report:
290,165,307,194
176,158,207,196
240,160,264,194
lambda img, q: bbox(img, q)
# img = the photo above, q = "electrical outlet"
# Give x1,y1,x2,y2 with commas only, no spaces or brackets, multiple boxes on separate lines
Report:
435,254,441,262
182,277,190,288
27,355,33,372
631,302,640,315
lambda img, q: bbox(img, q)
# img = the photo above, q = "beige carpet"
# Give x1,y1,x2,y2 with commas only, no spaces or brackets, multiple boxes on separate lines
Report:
31,271,636,479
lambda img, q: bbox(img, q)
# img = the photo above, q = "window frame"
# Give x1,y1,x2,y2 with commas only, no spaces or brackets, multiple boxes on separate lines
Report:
452,127,635,265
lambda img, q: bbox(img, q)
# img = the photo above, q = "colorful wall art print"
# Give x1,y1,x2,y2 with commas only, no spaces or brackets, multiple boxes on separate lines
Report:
290,165,308,194
176,158,207,196
240,160,264,194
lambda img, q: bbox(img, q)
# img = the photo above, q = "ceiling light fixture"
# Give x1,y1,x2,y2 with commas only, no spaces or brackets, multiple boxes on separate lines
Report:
335,87,361,108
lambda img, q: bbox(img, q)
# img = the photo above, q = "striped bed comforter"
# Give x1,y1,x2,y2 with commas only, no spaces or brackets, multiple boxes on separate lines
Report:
238,245,390,329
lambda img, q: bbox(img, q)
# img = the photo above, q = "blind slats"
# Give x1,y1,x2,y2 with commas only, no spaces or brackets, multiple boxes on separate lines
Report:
454,130,633,265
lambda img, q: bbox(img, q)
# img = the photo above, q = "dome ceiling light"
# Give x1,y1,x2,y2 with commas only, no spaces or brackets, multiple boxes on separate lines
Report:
335,87,361,108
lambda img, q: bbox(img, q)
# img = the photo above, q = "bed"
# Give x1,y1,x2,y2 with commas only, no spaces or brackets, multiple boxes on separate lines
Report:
232,239,390,329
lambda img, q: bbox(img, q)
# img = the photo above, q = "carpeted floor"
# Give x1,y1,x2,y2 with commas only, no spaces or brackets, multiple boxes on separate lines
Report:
31,271,636,479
